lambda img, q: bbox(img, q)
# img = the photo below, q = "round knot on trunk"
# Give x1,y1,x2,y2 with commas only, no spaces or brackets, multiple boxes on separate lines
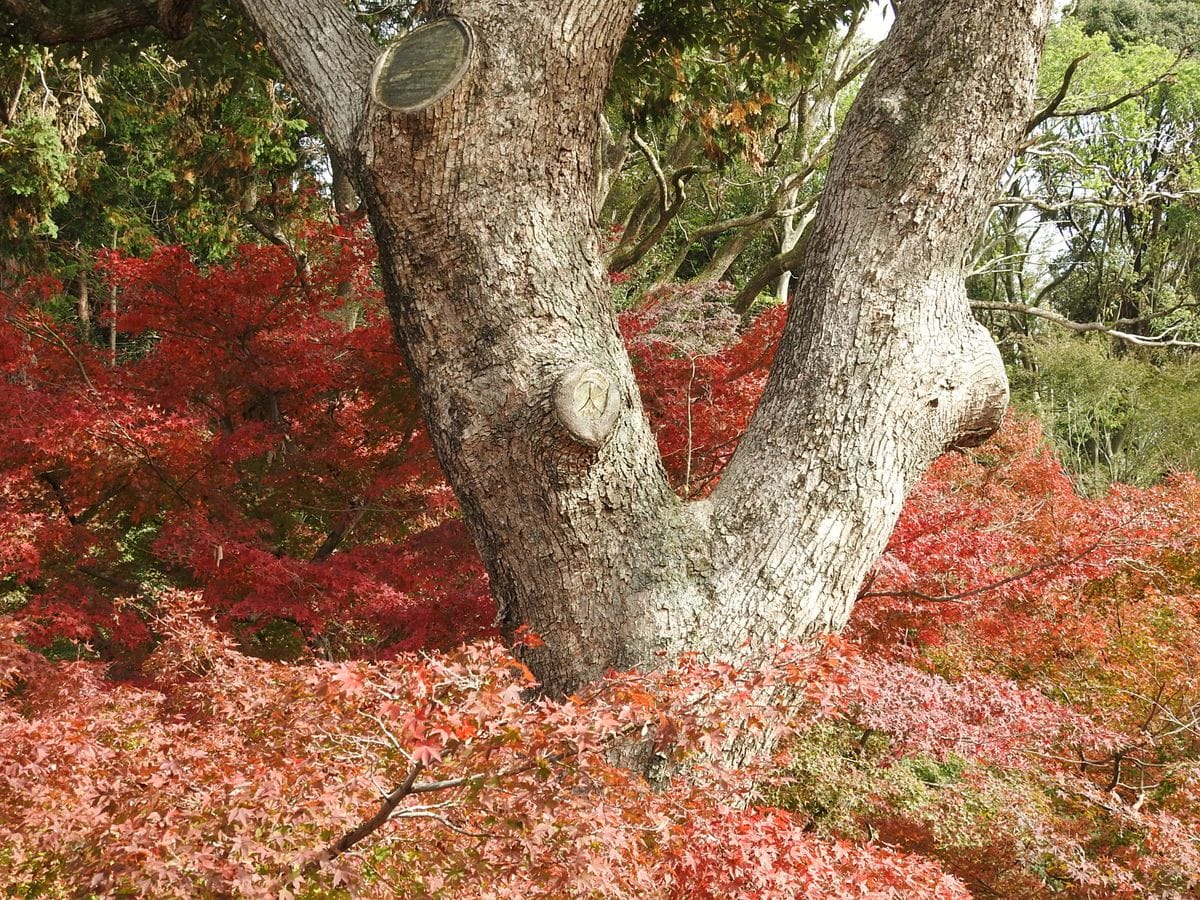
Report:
553,364,620,448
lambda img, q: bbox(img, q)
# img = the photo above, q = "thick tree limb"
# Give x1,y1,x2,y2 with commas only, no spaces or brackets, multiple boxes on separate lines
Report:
234,0,377,161
731,225,812,314
706,0,1055,653
1,0,198,43
605,129,700,269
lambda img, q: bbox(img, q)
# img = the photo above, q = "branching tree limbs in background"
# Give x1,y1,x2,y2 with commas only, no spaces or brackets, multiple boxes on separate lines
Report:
970,14,1200,352
7,0,1058,696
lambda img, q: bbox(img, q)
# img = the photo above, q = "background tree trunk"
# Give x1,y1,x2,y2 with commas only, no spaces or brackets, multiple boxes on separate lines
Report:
236,0,1056,694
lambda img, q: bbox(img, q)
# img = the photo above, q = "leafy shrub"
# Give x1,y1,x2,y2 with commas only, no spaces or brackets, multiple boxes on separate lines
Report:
1010,337,1200,491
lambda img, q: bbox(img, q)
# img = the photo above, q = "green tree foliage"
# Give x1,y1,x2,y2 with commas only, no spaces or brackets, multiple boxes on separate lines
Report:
1014,338,1200,489
1075,0,1200,49
0,48,98,245
602,4,872,304
616,0,865,125
1034,19,1200,325
969,9,1200,489
0,8,318,269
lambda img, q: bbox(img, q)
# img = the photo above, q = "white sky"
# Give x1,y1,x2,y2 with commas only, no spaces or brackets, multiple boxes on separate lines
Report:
857,0,1074,45
860,1,894,43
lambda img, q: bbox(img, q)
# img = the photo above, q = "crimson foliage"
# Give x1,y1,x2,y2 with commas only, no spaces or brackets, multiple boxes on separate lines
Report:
1,232,488,662
2,249,1199,896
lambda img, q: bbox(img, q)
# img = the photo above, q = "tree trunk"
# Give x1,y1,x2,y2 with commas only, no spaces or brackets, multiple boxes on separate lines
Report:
691,221,765,285
702,0,1044,651
74,265,92,341
236,0,1055,695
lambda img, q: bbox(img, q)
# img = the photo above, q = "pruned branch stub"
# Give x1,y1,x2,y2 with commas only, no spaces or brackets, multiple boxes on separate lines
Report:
369,17,473,113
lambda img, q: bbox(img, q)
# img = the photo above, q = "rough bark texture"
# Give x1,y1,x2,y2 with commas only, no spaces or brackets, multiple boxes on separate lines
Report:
703,0,1055,657
355,0,710,695
233,0,376,161
233,0,1055,695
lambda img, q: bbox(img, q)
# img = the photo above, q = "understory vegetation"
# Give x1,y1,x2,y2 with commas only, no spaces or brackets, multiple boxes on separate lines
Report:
3,247,1200,896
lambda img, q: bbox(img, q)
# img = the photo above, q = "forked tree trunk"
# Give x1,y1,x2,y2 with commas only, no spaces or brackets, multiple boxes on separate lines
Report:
236,0,1055,695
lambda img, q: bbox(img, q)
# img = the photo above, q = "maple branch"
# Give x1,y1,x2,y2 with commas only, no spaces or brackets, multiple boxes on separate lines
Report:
310,759,424,870
37,470,77,524
242,195,311,279
74,563,141,594
385,808,495,839
95,427,191,506
310,501,367,562
38,471,129,528
403,748,574,796
1,0,198,44
307,719,647,877
7,313,98,393
857,536,1109,605
75,478,130,525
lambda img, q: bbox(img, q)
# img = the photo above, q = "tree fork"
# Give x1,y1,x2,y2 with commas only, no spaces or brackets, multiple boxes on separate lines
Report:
232,0,1053,694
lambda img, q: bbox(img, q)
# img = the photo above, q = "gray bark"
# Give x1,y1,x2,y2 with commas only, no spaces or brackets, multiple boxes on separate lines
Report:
704,0,1052,652
234,0,1055,694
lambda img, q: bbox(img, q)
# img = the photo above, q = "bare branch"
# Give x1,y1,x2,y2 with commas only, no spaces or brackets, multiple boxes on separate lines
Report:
858,536,1111,605
1037,45,1193,125
1027,52,1090,132
971,300,1200,350
630,128,670,216
992,189,1198,215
